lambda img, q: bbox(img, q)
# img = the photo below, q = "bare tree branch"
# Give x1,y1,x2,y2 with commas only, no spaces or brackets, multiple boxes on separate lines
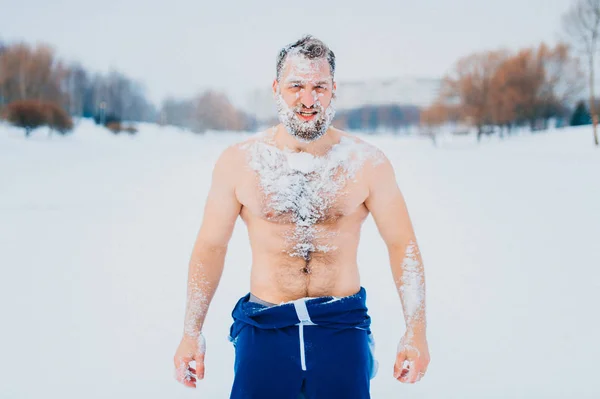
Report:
563,0,600,145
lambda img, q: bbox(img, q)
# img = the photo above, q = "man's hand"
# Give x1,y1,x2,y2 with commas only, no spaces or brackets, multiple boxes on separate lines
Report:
174,334,206,388
393,332,430,384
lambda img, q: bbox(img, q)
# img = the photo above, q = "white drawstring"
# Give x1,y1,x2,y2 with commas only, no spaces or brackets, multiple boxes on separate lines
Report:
298,321,307,370
293,299,316,371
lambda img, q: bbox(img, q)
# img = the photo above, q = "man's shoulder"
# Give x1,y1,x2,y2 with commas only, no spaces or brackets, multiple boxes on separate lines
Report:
220,129,273,158
333,128,389,168
213,129,273,174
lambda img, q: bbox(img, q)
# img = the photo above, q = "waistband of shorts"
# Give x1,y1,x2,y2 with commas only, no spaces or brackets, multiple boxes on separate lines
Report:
248,293,277,307
230,286,371,333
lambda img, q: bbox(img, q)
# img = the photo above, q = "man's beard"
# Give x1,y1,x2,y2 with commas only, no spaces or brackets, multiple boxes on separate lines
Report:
276,94,336,143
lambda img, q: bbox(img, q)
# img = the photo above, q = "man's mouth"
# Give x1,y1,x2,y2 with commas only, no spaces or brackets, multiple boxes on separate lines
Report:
296,110,318,121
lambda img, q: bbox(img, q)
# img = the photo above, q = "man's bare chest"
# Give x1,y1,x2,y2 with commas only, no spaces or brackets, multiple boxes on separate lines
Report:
238,173,366,224
236,144,368,224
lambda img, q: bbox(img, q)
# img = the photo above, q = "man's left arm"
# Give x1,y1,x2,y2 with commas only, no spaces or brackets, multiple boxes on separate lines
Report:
364,154,430,384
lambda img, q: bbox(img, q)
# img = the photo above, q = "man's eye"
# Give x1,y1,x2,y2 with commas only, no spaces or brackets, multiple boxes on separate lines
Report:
315,86,326,90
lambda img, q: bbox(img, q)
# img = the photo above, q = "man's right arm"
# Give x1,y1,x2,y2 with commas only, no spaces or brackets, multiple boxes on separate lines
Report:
174,145,242,387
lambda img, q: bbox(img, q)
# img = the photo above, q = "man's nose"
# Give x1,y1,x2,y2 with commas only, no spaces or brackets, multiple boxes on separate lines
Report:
299,89,317,108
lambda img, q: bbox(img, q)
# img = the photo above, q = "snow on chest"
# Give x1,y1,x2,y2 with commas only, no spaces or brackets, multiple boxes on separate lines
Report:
247,140,361,225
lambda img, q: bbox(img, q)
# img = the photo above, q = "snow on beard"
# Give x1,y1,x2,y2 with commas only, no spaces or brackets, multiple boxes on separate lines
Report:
276,94,336,143
275,55,336,142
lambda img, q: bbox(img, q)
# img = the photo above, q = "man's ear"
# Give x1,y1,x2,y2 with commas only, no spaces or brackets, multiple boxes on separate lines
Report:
272,79,279,98
332,80,337,99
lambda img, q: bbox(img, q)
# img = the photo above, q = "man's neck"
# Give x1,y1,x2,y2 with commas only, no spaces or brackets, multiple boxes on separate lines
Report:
272,124,340,156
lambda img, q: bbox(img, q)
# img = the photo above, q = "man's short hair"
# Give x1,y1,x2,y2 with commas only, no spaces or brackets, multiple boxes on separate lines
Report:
276,35,336,82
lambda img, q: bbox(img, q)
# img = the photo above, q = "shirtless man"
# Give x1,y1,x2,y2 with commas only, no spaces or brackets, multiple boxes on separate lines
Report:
173,35,430,398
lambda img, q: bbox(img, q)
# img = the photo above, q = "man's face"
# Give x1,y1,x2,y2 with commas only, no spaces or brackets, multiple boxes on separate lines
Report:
273,54,337,142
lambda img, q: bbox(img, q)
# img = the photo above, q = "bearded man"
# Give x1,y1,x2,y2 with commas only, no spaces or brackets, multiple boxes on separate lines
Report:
173,35,430,398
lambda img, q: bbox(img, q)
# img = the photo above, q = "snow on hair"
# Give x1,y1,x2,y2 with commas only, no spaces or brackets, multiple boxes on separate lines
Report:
276,35,336,82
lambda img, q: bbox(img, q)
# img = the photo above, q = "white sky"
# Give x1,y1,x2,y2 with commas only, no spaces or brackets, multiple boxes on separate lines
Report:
0,0,574,108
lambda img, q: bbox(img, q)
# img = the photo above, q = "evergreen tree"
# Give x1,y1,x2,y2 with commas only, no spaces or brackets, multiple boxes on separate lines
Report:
570,100,592,126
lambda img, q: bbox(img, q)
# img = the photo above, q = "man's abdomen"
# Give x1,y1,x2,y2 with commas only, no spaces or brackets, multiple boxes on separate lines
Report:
250,254,361,302
245,213,365,302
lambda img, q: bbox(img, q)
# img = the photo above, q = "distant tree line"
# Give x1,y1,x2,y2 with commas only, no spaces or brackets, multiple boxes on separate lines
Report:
0,39,254,136
0,42,156,127
419,0,600,147
160,91,256,133
420,42,585,140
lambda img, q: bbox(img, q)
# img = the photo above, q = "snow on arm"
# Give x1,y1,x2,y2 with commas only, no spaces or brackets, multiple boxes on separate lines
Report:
182,145,242,343
364,152,427,342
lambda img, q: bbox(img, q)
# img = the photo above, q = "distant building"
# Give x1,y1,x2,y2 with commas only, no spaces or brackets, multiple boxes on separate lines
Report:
244,77,441,121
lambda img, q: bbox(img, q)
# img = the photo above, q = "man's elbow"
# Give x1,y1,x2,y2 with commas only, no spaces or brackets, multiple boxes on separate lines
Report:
192,235,230,258
200,241,228,256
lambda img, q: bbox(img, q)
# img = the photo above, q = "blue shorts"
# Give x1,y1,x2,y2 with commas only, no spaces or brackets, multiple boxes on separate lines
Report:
228,287,378,399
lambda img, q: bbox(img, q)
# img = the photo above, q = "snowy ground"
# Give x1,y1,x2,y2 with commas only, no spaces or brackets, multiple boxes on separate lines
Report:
1,120,599,398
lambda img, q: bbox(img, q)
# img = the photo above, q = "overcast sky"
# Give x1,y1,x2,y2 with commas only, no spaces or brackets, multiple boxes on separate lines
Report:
1,0,574,107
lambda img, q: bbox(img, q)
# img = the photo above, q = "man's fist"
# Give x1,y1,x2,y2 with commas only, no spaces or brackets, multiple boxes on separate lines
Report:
174,333,206,388
393,333,430,384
